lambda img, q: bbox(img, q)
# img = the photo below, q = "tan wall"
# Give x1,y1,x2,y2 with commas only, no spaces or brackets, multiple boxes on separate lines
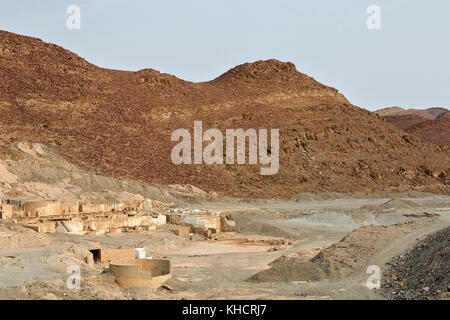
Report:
172,226,191,237
64,219,84,234
38,221,57,233
24,201,63,217
97,249,135,263
0,204,13,220
11,198,166,234
62,202,79,215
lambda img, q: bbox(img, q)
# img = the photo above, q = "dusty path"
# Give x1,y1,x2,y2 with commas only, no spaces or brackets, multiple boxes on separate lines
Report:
154,218,448,299
0,193,449,299
150,194,450,299
321,221,450,299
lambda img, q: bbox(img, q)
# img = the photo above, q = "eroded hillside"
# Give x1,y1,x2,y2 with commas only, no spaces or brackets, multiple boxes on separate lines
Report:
1,30,449,198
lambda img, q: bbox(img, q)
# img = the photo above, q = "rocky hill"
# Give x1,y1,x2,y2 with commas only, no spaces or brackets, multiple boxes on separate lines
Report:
375,107,448,120
375,107,449,147
382,114,429,131
0,30,449,198
406,113,450,147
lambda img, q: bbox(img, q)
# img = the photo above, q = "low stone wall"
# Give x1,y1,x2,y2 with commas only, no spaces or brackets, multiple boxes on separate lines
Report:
0,197,166,235
166,213,235,237
1,198,234,238
24,201,63,217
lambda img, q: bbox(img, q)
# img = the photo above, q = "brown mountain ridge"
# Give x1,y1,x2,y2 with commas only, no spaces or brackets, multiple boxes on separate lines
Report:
375,107,449,147
0,30,449,198
406,114,450,147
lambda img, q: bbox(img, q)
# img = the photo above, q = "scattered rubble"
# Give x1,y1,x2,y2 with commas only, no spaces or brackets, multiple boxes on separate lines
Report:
380,227,450,300
248,222,426,283
403,212,440,218
0,223,50,249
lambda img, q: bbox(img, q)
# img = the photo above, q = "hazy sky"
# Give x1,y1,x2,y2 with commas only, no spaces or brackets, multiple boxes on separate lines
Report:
1,1,449,111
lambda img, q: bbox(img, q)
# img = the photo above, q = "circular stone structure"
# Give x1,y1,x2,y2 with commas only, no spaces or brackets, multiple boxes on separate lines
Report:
110,258,172,288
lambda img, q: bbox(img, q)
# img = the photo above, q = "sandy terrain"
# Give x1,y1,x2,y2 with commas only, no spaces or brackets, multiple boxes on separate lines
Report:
1,193,449,300
0,30,448,301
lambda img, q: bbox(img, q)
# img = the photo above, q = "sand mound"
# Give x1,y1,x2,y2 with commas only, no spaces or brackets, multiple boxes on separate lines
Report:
360,199,418,212
292,192,350,202
247,259,326,283
0,223,50,249
248,223,422,283
382,199,417,209
310,223,422,279
229,213,297,239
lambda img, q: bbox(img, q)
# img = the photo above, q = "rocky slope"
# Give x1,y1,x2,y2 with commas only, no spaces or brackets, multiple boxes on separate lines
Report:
381,226,450,300
382,114,429,131
406,113,450,147
375,107,448,119
0,30,449,198
375,107,449,147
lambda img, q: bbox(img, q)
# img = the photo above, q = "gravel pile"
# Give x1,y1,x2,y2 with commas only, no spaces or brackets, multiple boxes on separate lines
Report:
248,223,421,283
380,227,449,300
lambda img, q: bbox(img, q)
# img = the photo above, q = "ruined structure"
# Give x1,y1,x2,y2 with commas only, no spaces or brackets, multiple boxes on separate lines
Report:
0,198,236,237
110,258,172,288
0,198,165,235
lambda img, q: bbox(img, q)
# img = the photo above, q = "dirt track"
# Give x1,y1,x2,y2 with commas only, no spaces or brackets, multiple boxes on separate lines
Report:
1,28,449,302
1,193,449,300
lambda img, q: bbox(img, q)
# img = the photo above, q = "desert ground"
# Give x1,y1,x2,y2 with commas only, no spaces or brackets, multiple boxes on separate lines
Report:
0,30,449,300
1,191,449,300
